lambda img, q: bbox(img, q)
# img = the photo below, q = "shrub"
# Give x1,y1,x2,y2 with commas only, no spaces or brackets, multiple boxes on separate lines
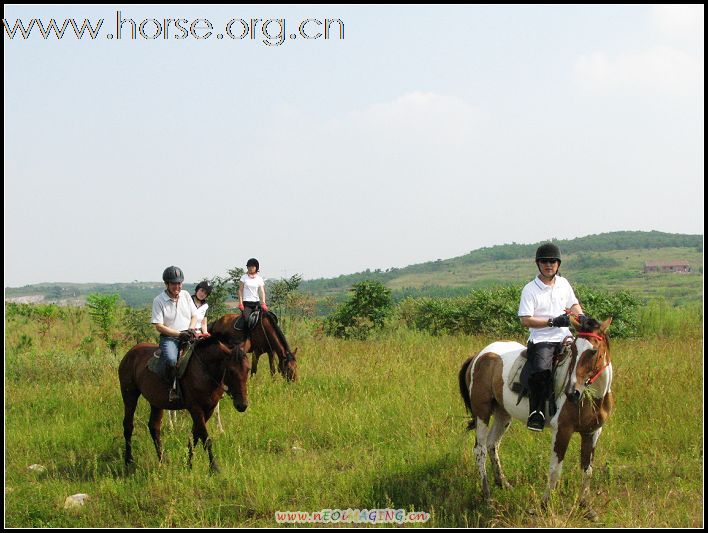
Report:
325,281,393,339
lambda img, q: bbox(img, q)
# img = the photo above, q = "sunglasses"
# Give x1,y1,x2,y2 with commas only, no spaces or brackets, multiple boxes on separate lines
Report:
539,259,559,265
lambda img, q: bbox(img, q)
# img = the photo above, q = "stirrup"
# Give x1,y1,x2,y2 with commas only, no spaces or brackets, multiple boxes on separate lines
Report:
168,381,180,402
527,410,545,432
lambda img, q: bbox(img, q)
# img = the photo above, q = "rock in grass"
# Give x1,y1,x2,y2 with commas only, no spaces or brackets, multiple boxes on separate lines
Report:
63,493,90,509
27,464,46,474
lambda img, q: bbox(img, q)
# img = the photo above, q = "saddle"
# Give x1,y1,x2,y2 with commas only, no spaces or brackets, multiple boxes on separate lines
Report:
507,340,573,397
146,340,197,380
234,309,262,332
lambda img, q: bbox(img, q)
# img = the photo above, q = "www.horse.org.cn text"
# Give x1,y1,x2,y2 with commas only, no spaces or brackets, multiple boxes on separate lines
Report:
3,11,345,46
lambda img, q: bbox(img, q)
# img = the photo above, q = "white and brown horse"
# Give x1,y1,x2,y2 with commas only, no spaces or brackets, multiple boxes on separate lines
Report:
458,317,614,518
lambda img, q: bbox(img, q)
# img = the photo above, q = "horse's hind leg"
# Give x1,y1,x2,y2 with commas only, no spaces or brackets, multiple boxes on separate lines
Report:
474,421,491,499
148,406,165,462
121,388,140,465
579,429,602,520
488,410,513,489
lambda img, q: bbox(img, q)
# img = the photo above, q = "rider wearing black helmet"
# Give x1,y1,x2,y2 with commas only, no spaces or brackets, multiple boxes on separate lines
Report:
239,258,268,323
192,280,214,335
518,244,584,431
151,265,199,402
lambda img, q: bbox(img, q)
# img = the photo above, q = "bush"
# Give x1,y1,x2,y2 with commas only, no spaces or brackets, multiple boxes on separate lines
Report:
325,281,393,339
399,285,641,338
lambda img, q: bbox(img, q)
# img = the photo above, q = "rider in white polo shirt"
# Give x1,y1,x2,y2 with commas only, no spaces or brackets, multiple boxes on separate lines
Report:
518,243,585,432
152,266,199,402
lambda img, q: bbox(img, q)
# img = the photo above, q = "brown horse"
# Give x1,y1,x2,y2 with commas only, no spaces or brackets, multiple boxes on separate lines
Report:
118,335,250,471
458,316,614,519
209,312,298,381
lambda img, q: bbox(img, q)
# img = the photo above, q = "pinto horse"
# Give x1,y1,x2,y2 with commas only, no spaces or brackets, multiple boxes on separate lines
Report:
458,317,614,518
209,312,298,382
118,335,250,471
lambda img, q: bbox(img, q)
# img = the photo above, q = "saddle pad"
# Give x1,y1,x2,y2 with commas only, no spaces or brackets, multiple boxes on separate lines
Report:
507,349,528,394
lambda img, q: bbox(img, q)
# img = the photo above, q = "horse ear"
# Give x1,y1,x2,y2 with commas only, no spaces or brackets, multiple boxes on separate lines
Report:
600,317,613,333
569,315,580,329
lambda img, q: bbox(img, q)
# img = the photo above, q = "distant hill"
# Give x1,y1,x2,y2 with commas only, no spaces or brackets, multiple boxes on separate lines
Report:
4,231,703,307
300,231,703,305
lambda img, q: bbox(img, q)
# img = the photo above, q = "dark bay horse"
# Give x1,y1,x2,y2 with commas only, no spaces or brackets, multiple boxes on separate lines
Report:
458,316,614,519
209,312,298,381
118,335,250,471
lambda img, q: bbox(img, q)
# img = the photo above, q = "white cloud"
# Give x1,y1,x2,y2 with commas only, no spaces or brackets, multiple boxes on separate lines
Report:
574,46,701,96
649,5,704,45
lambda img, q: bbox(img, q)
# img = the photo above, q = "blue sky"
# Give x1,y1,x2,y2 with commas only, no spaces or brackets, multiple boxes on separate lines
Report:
4,5,704,285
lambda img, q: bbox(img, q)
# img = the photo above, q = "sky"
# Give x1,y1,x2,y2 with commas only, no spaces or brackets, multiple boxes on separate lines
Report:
4,5,704,286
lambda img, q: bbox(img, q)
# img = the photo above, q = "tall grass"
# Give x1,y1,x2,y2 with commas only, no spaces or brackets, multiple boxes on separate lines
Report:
4,310,703,527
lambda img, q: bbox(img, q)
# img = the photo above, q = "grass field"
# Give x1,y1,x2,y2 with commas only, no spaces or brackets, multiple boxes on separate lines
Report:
5,314,703,527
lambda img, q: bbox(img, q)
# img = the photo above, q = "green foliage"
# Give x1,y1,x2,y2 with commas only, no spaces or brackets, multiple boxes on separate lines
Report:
85,293,122,354
325,280,393,339
121,306,157,345
204,269,243,322
399,285,643,338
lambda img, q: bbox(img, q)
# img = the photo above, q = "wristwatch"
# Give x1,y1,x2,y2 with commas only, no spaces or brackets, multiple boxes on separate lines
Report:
547,318,554,328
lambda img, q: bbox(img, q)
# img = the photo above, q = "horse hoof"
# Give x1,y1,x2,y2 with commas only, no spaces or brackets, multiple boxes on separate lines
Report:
583,508,599,522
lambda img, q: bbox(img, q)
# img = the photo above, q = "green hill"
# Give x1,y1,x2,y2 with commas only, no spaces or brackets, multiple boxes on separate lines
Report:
301,231,703,305
4,231,703,307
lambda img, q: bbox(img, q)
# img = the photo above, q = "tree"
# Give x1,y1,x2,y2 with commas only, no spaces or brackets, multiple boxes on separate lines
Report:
325,280,392,339
86,293,122,354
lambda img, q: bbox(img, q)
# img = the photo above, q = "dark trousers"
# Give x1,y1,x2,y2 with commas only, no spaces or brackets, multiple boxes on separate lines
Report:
526,341,561,416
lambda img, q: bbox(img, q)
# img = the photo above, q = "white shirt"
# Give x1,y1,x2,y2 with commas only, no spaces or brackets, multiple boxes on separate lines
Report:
240,273,265,302
194,301,209,330
151,290,198,332
518,275,579,343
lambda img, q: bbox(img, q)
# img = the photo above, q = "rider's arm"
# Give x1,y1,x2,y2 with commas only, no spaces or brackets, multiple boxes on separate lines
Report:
238,281,244,306
155,323,180,337
520,316,553,329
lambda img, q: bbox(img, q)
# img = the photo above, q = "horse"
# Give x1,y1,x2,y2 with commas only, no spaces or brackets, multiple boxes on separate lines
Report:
209,312,298,382
458,316,614,519
118,334,250,472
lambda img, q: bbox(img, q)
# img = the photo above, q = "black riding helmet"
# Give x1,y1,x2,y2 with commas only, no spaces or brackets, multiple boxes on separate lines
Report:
162,266,184,283
246,258,260,272
535,243,562,266
195,280,213,296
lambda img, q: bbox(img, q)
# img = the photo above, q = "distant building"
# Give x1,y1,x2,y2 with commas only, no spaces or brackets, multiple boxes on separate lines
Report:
643,261,691,273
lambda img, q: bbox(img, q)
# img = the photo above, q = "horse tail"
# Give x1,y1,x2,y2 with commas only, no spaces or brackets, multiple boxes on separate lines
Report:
458,355,476,430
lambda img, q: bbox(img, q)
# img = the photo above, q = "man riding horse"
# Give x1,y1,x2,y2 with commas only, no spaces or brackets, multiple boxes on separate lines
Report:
518,243,585,431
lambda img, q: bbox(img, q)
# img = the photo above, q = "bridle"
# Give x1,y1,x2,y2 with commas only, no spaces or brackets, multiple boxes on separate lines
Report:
575,332,611,387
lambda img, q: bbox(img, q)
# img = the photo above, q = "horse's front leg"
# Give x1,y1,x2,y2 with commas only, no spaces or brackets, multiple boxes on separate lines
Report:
251,353,260,376
189,409,219,473
268,351,277,377
543,424,572,505
579,429,603,521
148,406,165,462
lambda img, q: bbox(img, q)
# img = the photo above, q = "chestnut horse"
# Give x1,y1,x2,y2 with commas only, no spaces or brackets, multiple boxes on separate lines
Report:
118,335,250,472
458,317,614,519
209,312,298,381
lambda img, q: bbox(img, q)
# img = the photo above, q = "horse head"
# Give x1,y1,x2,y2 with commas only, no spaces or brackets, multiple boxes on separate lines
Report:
217,340,251,412
281,347,299,382
566,316,613,405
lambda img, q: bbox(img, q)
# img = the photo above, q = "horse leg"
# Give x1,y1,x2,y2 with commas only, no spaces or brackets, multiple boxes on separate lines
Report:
268,351,277,377
121,389,140,465
579,429,602,521
543,424,573,505
474,420,491,500
190,409,219,473
148,406,165,463
487,410,512,489
251,353,260,375
187,435,194,469
214,402,224,433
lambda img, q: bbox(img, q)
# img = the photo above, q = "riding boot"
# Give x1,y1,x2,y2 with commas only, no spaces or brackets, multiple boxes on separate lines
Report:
527,373,546,432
